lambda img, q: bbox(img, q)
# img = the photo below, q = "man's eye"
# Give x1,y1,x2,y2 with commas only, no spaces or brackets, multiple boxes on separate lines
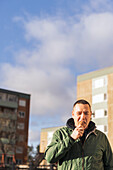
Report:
77,112,82,115
84,112,89,115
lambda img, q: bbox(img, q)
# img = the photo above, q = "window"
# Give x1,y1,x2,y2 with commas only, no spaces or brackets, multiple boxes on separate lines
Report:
4,108,13,114
16,147,23,154
7,157,13,164
19,100,26,107
47,131,54,145
92,109,108,118
17,123,24,130
16,159,22,164
8,94,17,102
92,93,107,104
94,78,104,88
97,125,108,133
95,109,104,118
0,155,2,163
92,111,95,118
0,93,6,101
104,93,107,100
104,125,108,132
0,108,2,113
18,135,24,142
18,111,25,118
104,110,107,116
92,94,103,104
0,94,2,100
92,76,107,89
97,125,104,132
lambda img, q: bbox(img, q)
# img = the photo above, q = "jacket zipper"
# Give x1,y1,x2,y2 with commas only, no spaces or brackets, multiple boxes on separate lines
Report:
81,128,97,170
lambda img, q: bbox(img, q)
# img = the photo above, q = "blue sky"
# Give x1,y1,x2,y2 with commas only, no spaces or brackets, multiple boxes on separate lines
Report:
1,0,113,148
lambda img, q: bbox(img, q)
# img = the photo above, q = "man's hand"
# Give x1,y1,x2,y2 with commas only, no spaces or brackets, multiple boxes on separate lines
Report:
70,125,84,140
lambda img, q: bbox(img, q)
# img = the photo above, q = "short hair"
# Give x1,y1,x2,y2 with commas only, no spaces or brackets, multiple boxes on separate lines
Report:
73,99,91,110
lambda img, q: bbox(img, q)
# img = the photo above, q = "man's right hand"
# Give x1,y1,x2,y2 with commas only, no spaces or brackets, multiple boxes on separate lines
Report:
70,125,84,140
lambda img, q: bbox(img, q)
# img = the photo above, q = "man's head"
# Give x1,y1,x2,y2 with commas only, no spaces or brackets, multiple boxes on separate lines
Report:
72,99,92,129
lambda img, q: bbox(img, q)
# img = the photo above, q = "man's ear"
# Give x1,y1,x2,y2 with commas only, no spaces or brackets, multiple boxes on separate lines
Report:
90,111,92,120
90,111,92,116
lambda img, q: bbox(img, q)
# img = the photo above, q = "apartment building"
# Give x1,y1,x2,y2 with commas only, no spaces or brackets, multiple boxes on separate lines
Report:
0,88,30,166
77,66,113,149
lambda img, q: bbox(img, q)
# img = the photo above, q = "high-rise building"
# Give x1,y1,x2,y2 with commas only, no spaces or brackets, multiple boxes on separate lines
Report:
77,66,113,149
0,88,30,166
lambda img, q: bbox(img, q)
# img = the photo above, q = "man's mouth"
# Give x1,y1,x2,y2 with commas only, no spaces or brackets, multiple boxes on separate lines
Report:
78,121,87,128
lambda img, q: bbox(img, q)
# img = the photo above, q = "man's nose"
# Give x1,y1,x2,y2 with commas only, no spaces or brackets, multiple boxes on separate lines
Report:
80,112,85,120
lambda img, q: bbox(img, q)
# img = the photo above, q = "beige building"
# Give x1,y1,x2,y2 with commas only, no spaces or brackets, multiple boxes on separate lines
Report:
40,126,61,166
77,66,113,149
0,88,30,166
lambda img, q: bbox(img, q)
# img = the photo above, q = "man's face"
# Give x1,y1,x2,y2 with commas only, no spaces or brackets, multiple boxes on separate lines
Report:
72,103,92,129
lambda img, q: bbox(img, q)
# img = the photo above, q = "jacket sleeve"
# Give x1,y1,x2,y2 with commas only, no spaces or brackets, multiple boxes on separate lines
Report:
103,135,113,169
45,129,75,163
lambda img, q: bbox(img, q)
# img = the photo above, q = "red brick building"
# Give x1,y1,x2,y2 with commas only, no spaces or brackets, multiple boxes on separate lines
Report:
0,88,30,166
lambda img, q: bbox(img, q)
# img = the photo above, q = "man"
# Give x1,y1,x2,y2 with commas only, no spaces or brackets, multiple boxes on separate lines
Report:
45,99,113,169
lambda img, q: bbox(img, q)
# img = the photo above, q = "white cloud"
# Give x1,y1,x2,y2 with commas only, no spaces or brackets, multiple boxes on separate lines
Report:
17,12,113,68
82,13,113,42
0,61,75,115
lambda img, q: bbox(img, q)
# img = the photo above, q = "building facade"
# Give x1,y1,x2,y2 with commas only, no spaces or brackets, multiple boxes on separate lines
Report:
0,88,30,166
77,66,113,149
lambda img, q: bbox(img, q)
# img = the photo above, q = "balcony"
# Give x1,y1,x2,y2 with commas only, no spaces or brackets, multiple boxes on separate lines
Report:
0,126,16,132
0,100,18,109
0,112,17,120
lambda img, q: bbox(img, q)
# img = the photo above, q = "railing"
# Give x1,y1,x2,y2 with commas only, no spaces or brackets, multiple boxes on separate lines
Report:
0,100,18,109
0,126,16,132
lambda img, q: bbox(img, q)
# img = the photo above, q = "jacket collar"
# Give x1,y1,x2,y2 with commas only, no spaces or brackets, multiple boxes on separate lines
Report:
66,118,75,130
66,118,97,143
66,118,96,132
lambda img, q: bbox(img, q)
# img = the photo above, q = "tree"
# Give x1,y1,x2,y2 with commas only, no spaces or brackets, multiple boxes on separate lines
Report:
36,144,40,154
27,145,35,163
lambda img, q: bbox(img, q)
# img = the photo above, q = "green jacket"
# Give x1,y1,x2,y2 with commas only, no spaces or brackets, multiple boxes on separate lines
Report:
45,119,113,170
